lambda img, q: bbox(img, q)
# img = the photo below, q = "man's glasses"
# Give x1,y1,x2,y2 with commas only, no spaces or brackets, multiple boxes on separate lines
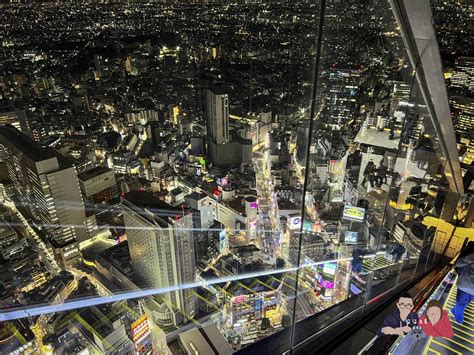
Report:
398,303,413,309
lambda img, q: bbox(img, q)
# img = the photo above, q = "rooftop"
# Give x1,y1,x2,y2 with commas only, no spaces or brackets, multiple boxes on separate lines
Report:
185,191,207,201
78,166,113,181
0,125,55,162
0,126,73,169
122,190,190,226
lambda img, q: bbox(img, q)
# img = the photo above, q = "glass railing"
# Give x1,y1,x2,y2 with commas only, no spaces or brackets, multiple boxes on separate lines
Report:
0,1,466,354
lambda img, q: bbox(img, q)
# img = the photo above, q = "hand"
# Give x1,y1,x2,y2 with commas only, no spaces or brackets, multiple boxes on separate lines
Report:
395,328,406,336
401,326,412,334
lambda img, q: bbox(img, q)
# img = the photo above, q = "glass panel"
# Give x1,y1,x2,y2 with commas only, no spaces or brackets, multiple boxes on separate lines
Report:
0,1,321,354
0,1,463,354
293,0,418,333
290,0,462,350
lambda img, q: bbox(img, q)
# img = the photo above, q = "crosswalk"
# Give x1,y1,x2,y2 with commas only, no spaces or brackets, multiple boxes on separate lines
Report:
423,283,474,355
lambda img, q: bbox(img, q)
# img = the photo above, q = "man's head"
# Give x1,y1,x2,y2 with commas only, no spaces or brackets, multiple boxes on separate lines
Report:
397,293,414,318
426,300,443,325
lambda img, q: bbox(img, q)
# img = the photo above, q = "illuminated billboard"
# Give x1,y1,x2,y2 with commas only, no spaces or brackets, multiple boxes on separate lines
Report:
216,175,229,186
319,279,335,289
322,262,337,275
288,216,301,230
345,231,358,244
303,221,312,232
342,205,365,222
219,230,228,252
131,315,151,343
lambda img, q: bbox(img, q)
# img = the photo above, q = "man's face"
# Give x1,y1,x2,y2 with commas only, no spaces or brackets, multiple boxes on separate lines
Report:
397,297,414,316
427,306,442,325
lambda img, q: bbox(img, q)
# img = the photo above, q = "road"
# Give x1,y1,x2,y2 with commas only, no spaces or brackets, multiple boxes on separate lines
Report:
4,201,60,273
253,143,281,260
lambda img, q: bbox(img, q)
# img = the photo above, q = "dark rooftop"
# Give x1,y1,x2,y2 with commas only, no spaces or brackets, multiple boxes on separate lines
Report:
0,125,55,162
78,166,113,181
278,198,300,211
233,244,260,253
170,187,183,196
122,190,189,225
185,191,207,201
0,125,73,168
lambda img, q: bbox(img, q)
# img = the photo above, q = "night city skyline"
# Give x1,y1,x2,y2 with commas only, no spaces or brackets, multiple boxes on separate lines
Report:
0,1,472,354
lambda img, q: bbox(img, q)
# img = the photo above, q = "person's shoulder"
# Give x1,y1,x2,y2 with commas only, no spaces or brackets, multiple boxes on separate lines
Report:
389,308,402,321
409,311,419,319
441,310,450,318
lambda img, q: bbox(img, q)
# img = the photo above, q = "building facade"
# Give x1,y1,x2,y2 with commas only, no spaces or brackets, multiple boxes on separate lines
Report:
121,191,196,323
0,126,88,266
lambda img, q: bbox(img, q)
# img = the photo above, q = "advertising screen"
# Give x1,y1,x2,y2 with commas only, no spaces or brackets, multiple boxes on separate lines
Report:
319,279,335,289
217,176,229,186
131,315,150,342
233,295,245,304
219,230,228,253
342,205,365,222
345,231,358,244
322,262,337,275
313,223,322,233
289,216,302,230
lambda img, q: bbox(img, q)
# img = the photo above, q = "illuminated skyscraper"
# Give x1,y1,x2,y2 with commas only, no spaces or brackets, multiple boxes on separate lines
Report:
206,89,230,145
121,190,196,323
0,126,87,267
451,56,474,93
451,96,474,140
322,69,360,130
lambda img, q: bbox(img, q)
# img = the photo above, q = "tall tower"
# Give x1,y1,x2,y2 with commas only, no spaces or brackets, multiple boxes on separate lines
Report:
205,89,230,144
121,190,196,323
0,126,87,267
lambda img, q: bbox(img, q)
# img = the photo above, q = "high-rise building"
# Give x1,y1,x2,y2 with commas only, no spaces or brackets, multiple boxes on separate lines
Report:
146,121,162,149
205,89,250,167
450,56,474,93
450,96,474,140
321,69,360,130
206,89,230,145
389,81,412,120
121,190,196,323
0,110,28,133
448,57,474,141
0,126,87,267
